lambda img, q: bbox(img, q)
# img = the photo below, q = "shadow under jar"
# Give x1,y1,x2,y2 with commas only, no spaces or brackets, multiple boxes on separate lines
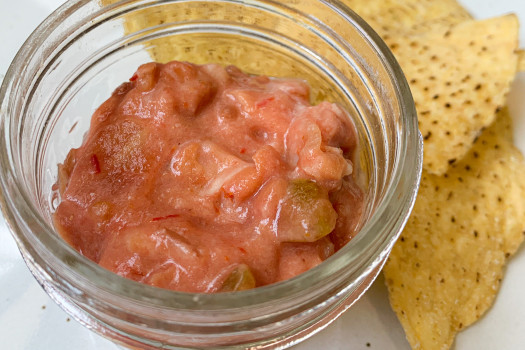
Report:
0,0,422,349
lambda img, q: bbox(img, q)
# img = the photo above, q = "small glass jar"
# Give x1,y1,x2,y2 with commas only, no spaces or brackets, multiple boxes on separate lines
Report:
0,0,422,349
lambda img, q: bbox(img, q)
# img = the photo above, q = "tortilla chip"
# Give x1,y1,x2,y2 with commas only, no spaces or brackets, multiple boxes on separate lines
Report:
386,15,519,175
383,108,525,350
342,0,471,36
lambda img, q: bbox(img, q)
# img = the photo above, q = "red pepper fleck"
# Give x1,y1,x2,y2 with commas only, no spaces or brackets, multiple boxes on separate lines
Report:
151,214,180,222
129,73,138,82
240,148,246,154
256,96,274,108
90,154,101,174
238,247,247,254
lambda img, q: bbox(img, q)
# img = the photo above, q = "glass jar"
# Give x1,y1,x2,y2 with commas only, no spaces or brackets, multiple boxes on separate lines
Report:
0,0,422,349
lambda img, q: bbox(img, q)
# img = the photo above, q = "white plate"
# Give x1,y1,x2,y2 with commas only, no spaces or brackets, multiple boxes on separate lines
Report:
1,1,524,349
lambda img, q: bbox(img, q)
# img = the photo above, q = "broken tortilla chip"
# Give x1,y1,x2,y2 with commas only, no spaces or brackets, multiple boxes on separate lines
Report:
386,15,519,175
383,108,525,350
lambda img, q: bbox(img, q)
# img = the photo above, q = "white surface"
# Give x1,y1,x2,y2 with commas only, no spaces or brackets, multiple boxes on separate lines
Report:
0,1,524,349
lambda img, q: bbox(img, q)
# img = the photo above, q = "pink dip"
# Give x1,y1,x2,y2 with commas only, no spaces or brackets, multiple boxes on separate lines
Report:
53,61,364,293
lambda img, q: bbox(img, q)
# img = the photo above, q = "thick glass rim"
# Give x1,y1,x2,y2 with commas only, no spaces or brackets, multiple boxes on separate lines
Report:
0,0,422,310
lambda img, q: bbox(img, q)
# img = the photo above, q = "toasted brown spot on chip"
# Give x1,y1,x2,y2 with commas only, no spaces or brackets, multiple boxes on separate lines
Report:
518,50,525,71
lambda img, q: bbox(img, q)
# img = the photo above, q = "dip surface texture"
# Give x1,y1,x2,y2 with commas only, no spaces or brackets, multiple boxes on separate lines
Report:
54,61,364,293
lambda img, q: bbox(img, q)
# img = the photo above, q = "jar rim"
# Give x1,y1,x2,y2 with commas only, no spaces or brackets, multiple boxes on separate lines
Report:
0,0,422,310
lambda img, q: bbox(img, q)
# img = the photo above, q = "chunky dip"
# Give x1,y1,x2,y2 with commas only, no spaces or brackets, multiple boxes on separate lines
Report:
53,61,364,293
